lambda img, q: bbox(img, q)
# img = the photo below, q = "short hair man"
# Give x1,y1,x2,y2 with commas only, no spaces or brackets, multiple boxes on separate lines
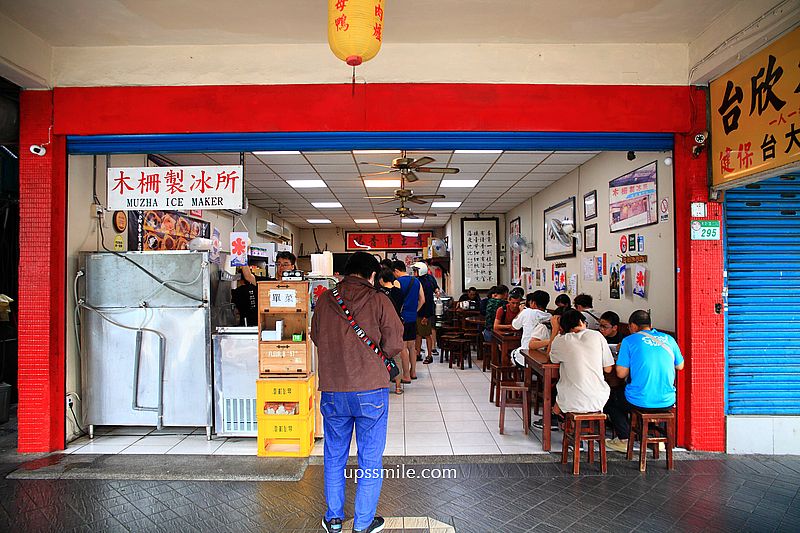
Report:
392,260,424,380
483,285,509,342
459,286,481,310
412,262,440,364
510,290,553,367
275,251,297,280
573,293,600,330
599,311,625,345
605,310,685,453
494,287,524,334
311,252,403,533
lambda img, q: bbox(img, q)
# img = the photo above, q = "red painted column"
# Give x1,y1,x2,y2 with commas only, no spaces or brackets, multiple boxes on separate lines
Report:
17,90,66,452
673,87,726,452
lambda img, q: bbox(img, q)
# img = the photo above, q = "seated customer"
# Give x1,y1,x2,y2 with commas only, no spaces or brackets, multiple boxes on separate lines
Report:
479,286,497,316
605,310,685,453
510,290,552,367
483,285,509,341
493,287,524,334
459,286,481,310
573,293,600,330
533,310,614,429
553,294,571,315
599,311,626,345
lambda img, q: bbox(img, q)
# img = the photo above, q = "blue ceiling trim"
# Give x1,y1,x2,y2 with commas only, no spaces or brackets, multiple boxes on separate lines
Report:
67,131,674,154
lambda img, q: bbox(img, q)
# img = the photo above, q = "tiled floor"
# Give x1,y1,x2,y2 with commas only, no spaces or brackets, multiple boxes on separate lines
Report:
64,352,549,457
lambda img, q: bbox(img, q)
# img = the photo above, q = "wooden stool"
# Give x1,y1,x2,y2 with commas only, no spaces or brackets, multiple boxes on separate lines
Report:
499,380,530,435
439,335,458,363
448,338,472,369
561,412,608,475
626,407,676,472
490,364,521,405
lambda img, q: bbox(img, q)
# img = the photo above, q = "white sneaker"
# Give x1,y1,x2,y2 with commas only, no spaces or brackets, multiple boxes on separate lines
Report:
605,437,628,453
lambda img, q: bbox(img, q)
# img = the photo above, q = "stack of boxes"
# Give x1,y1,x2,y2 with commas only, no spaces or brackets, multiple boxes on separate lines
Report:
256,281,315,457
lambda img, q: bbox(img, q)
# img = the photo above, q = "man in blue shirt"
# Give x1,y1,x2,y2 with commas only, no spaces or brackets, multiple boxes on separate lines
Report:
605,310,684,453
392,261,424,381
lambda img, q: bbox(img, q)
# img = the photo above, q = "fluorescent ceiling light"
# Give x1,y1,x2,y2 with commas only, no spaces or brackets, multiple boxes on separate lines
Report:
353,150,401,155
364,179,401,188
431,201,462,208
253,151,302,155
453,150,503,154
287,180,327,188
440,179,479,188
401,218,425,224
354,218,378,223
312,202,342,208
400,231,419,237
306,219,331,224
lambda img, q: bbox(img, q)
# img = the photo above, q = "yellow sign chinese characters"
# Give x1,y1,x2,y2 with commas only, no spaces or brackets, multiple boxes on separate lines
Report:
710,27,800,187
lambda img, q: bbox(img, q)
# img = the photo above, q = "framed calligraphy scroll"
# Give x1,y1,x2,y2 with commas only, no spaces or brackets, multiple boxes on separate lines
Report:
345,231,432,251
461,218,499,292
509,217,521,285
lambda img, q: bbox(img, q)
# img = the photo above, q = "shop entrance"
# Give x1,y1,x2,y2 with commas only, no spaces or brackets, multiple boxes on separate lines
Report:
64,139,678,458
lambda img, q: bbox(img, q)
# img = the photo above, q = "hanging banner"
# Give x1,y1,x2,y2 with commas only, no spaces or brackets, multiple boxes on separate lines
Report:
609,262,621,299
346,231,432,251
230,232,249,267
710,27,800,187
633,264,647,298
107,165,244,211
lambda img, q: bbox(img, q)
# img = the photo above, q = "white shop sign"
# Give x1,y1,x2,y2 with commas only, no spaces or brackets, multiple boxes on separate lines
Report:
107,165,244,210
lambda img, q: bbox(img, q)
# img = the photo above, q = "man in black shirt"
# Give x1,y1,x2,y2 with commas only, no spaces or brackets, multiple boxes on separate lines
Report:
458,286,481,310
231,266,260,327
599,311,626,345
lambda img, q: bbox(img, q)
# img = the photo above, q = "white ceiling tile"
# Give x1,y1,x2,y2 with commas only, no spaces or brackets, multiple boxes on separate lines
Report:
544,152,600,165
312,164,359,173
532,164,578,173
483,172,527,181
449,152,502,164
159,154,216,166
252,153,308,165
520,173,564,181
321,173,363,181
303,152,356,165
495,151,551,164
269,164,317,174
452,163,492,173
206,153,243,165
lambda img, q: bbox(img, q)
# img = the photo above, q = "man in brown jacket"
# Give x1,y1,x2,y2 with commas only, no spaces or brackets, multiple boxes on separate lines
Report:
312,252,403,533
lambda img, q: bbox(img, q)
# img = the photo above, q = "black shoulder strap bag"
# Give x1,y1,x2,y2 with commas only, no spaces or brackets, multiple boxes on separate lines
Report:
331,287,401,381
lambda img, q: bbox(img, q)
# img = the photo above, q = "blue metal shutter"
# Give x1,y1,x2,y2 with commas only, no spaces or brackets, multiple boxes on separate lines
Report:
725,174,800,415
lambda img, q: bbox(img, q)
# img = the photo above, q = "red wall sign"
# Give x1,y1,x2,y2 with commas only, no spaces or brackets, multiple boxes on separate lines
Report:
346,231,432,251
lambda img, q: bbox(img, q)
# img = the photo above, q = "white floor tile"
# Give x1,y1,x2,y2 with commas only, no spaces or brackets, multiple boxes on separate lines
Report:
119,445,174,455
405,420,446,433
73,444,129,454
449,431,496,446
451,444,501,455
445,420,490,433
383,444,405,455
89,435,143,446
440,402,480,412
135,435,185,446
405,432,450,447
442,411,483,422
498,444,546,454
213,439,257,455
403,402,442,413
167,436,224,455
102,426,152,436
405,445,452,456
404,410,443,422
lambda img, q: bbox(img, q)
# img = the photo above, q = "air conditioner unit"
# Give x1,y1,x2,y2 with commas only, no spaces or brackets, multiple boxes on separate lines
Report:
257,218,284,239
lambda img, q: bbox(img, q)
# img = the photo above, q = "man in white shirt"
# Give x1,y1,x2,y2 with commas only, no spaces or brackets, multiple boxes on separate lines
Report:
574,293,601,331
511,290,553,367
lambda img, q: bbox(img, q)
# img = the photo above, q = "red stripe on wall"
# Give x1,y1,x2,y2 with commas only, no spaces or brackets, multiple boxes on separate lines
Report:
53,84,695,135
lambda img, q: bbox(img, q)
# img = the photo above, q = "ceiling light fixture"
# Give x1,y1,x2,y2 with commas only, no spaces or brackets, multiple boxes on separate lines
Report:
311,202,342,208
354,218,378,223
287,180,327,188
364,179,402,188
431,201,462,208
400,231,419,237
440,179,479,188
353,150,402,155
453,150,503,154
307,219,331,224
401,218,425,224
253,151,302,155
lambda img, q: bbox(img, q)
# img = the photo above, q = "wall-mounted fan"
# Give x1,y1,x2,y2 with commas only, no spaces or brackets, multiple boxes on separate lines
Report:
508,233,533,256
430,237,448,257
360,152,459,183
547,218,582,250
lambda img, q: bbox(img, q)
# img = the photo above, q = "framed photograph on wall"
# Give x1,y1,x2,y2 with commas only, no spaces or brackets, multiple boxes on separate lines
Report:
584,190,597,220
609,161,658,232
584,224,598,252
543,197,577,260
461,217,499,292
509,217,521,285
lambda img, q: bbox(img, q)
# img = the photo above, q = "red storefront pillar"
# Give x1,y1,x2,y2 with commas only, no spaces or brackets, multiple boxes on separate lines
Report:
17,90,66,452
674,87,726,452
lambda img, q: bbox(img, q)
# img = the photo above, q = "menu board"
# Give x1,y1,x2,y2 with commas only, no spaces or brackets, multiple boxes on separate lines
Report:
127,210,211,251
461,218,499,292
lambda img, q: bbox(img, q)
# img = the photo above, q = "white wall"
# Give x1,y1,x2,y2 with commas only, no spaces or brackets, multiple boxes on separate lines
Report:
504,151,675,331
65,154,297,440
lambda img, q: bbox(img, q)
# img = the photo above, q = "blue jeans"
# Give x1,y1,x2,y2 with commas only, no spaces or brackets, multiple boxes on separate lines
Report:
321,388,389,530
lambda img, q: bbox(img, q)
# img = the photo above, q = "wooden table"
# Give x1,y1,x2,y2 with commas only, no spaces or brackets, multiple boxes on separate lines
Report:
491,330,522,366
464,315,485,331
520,349,560,452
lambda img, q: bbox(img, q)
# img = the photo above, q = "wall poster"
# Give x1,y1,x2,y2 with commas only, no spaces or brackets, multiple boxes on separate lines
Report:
543,197,577,260
461,218,499,292
509,217,521,285
346,231,432,251
127,210,210,251
609,161,658,232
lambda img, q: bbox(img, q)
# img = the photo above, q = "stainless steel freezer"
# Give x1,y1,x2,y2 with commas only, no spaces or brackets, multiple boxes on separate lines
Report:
212,327,259,437
79,251,213,437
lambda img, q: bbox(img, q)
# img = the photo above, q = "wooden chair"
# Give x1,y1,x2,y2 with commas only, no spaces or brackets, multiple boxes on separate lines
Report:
448,338,472,369
480,341,492,372
561,412,608,475
438,334,459,363
499,380,530,435
626,407,676,472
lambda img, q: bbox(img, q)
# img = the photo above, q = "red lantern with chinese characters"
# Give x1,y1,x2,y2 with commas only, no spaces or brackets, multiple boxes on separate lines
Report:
328,0,384,66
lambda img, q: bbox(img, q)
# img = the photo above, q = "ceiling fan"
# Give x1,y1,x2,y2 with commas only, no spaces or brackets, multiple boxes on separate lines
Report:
376,203,437,219
365,186,445,205
360,152,459,183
